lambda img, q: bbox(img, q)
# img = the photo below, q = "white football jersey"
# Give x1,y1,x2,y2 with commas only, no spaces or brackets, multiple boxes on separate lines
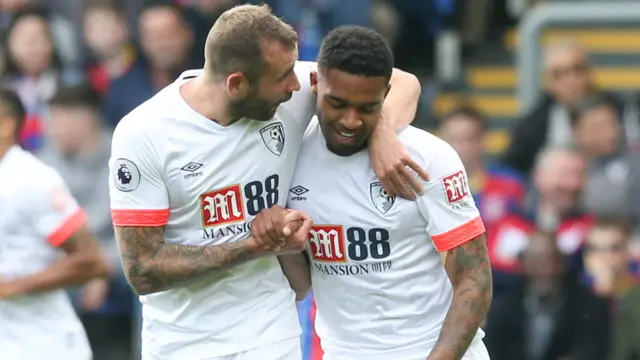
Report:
288,120,487,360
0,145,92,360
109,63,317,359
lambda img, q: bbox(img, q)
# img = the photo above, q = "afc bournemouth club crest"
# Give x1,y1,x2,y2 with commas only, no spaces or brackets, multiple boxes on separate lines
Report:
369,181,395,214
260,122,285,156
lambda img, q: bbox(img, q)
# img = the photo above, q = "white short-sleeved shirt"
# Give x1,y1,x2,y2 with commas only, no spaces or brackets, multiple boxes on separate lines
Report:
109,63,317,359
0,145,92,360
288,120,487,360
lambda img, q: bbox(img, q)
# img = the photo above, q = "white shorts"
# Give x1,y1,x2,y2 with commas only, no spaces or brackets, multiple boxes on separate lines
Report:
210,337,301,360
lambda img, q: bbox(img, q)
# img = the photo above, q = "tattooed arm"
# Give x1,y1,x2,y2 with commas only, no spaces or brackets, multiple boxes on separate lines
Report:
115,206,309,295
115,226,266,295
428,235,492,360
278,252,312,301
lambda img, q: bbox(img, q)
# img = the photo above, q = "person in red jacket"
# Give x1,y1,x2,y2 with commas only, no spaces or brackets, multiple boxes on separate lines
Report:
488,146,594,293
82,1,137,95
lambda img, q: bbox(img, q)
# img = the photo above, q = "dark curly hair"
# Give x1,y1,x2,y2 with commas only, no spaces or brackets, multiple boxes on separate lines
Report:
317,25,393,79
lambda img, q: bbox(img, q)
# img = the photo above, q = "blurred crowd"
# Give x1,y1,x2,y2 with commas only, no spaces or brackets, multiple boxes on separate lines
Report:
2,0,640,359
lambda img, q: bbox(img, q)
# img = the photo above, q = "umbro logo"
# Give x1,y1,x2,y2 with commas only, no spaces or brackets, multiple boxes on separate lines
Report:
181,162,203,172
290,185,309,195
290,185,309,201
181,162,204,179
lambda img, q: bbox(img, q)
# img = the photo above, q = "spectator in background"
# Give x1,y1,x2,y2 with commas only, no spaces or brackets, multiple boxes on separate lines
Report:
438,105,525,232
569,94,640,225
37,85,133,360
102,3,196,127
175,0,235,66
488,146,593,292
584,218,637,300
0,0,80,67
386,0,441,74
82,0,137,94
313,0,372,34
502,41,624,175
484,231,610,360
3,8,83,150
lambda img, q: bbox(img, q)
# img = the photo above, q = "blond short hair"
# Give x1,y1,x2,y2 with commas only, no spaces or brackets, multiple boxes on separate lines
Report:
204,4,297,82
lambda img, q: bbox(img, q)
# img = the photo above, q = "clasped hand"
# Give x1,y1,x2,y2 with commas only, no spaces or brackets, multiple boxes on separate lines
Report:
249,205,312,254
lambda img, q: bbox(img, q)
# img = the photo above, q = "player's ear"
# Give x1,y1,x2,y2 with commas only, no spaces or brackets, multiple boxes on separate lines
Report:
226,72,250,98
310,71,318,95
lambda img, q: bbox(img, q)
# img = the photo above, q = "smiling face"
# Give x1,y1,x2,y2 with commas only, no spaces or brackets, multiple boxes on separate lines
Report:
312,69,389,156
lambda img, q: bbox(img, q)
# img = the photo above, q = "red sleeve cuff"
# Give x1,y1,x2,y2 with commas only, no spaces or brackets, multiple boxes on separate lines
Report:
47,209,88,247
431,216,486,252
111,209,170,227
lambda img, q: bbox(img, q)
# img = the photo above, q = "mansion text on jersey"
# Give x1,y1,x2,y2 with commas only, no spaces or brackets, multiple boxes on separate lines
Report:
313,261,393,276
202,222,251,240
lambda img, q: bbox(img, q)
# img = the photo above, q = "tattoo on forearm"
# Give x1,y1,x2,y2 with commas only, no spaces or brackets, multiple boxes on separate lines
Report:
115,226,257,295
431,236,492,360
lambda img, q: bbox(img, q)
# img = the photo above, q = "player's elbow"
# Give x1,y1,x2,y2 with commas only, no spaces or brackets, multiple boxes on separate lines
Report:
127,279,153,296
130,284,153,296
124,265,160,296
391,68,421,98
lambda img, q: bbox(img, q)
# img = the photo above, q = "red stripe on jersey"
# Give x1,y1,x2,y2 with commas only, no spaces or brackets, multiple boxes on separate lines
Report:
111,209,169,227
431,216,486,252
48,209,88,247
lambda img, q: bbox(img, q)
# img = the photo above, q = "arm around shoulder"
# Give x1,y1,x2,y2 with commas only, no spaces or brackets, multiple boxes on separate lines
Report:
380,68,421,132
